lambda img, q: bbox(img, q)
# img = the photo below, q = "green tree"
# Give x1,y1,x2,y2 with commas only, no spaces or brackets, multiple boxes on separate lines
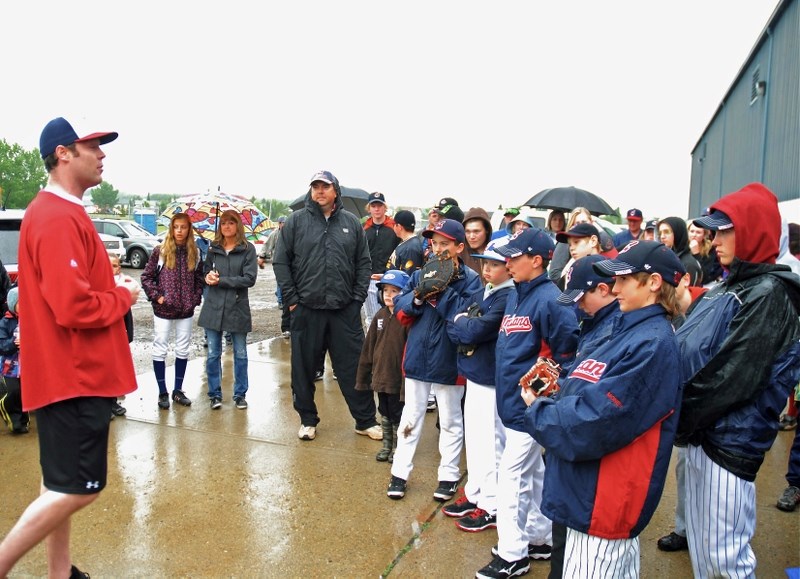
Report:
0,139,47,208
253,197,292,220
91,181,120,213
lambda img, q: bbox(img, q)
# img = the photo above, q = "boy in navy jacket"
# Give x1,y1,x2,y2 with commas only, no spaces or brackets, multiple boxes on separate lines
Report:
387,219,482,501
441,239,515,532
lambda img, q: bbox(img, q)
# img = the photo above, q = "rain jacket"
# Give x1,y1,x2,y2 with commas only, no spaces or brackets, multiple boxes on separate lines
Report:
141,245,204,320
395,260,482,384
568,300,623,372
197,241,257,333
525,304,681,539
495,274,579,432
660,217,703,286
675,183,800,481
363,216,399,275
446,278,514,386
273,188,371,310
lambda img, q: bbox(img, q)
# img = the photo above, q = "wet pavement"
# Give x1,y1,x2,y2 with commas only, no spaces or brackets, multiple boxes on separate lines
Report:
1,337,798,578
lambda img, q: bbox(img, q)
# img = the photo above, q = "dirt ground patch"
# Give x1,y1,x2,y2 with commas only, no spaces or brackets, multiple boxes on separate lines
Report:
125,262,283,375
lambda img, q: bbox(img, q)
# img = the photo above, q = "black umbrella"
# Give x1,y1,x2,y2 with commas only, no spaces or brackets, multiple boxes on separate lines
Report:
522,186,618,217
289,186,370,219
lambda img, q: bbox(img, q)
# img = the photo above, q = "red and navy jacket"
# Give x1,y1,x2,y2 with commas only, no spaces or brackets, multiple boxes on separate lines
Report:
495,273,578,432
524,304,681,539
396,260,482,384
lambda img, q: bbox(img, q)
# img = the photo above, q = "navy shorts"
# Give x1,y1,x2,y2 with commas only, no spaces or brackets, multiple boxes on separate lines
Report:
36,397,113,494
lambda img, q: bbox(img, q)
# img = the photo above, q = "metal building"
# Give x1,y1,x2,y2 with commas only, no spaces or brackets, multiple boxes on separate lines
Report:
688,0,799,217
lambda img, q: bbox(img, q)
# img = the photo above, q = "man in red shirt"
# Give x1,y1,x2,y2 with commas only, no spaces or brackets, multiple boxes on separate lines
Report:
0,117,140,578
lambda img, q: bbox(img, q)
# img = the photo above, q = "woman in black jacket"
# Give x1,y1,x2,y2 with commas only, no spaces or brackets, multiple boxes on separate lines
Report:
658,217,703,286
198,210,257,410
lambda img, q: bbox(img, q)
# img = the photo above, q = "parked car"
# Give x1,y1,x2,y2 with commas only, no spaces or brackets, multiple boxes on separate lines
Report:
99,233,126,262
91,218,162,268
0,209,24,283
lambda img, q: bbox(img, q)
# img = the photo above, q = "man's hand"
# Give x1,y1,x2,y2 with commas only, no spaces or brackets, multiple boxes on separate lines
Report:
257,256,266,270
117,276,141,306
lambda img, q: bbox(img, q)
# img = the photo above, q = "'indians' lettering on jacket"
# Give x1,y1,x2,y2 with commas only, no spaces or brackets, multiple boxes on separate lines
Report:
570,359,607,383
500,314,533,335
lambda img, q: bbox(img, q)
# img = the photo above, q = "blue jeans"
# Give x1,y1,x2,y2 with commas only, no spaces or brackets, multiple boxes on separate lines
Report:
206,329,249,399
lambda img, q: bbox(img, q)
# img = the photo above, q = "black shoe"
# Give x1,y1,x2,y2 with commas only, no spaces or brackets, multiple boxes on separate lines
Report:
492,543,552,561
476,554,530,578
225,333,233,345
70,565,90,578
442,495,477,518
12,425,29,434
433,480,459,502
233,396,248,409
111,401,127,416
172,390,192,406
157,394,170,409
455,509,496,532
210,397,222,410
387,475,407,500
314,370,324,381
777,485,800,512
657,532,688,552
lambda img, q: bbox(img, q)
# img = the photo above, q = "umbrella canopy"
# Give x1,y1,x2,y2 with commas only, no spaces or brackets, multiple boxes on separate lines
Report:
522,186,618,217
160,192,273,241
289,186,370,219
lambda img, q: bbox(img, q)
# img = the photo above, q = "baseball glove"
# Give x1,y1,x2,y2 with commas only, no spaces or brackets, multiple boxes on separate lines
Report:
457,302,483,357
519,357,561,398
414,250,455,301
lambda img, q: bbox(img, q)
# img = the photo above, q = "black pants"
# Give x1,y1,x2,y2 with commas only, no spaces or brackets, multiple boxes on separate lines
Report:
377,392,404,424
0,377,29,431
549,522,566,579
281,303,291,333
290,302,377,430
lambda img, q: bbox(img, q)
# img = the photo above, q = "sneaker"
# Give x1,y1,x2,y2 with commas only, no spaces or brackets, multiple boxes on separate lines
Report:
172,390,192,406
777,485,800,512
282,331,291,339
492,544,552,561
476,554,530,578
442,495,477,518
111,401,127,416
355,424,383,440
779,415,797,431
157,394,170,409
69,565,90,579
298,425,316,440
433,480,459,502
210,397,222,410
426,397,437,412
314,370,324,381
387,475,407,500
233,396,248,409
657,531,688,551
455,508,497,532
12,425,29,434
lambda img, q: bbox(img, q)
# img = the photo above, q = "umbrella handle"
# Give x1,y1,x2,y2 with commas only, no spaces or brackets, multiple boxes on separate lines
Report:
214,202,220,236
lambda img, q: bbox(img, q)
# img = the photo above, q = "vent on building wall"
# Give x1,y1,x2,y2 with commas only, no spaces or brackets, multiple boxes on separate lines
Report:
750,67,766,104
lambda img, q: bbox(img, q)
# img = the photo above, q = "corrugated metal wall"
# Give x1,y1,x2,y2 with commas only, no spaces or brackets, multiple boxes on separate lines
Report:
689,0,798,217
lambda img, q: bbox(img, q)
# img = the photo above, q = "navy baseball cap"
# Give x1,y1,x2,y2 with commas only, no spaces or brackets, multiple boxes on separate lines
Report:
39,117,118,159
593,240,686,287
368,192,386,205
423,218,466,244
495,227,554,260
309,170,337,185
555,222,600,244
626,208,644,221
393,209,415,229
471,238,509,263
558,255,613,304
378,269,410,291
645,219,658,231
693,209,734,231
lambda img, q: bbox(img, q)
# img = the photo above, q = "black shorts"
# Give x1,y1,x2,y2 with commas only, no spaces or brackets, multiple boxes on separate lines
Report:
36,397,113,494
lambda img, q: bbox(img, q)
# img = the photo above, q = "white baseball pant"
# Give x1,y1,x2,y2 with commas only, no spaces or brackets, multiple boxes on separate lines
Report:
463,380,505,514
563,528,640,578
152,316,193,361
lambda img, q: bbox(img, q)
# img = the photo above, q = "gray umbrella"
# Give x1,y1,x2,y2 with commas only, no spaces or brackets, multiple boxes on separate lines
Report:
522,186,618,217
289,186,370,219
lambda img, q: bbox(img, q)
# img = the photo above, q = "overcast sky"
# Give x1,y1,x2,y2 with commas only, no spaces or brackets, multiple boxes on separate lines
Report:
2,1,781,219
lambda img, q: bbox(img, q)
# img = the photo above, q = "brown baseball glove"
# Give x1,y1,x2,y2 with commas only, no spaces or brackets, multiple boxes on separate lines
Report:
457,302,483,357
414,250,455,301
519,357,561,398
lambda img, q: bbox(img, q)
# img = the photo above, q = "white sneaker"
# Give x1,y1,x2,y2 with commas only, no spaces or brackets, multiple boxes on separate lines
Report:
298,425,316,440
282,331,291,339
355,424,383,440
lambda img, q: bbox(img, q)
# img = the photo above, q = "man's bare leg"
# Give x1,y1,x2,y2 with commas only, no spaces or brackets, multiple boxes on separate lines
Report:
0,483,97,577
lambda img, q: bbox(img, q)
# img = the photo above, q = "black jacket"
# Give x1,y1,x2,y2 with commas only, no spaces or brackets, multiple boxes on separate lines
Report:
273,189,371,310
197,242,257,333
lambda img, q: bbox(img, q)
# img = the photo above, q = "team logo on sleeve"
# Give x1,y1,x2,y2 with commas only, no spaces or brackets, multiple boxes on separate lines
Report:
570,359,607,383
500,314,533,335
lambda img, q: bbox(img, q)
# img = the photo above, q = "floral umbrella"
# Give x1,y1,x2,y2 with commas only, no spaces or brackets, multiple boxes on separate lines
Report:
160,192,273,241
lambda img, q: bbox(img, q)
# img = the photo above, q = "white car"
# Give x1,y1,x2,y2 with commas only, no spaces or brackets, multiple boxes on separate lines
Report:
99,233,126,262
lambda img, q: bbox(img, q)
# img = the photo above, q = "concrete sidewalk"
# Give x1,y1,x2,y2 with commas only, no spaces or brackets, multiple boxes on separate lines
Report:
2,337,798,577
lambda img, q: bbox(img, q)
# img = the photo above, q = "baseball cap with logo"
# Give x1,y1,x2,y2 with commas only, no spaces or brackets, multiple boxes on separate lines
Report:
645,219,658,231
495,227,554,260
39,117,118,159
378,269,410,291
693,209,734,231
626,208,644,221
434,197,459,211
593,240,686,287
393,210,416,229
503,207,521,217
369,192,386,205
422,218,466,245
555,222,600,244
471,238,509,263
309,170,337,186
557,255,613,304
